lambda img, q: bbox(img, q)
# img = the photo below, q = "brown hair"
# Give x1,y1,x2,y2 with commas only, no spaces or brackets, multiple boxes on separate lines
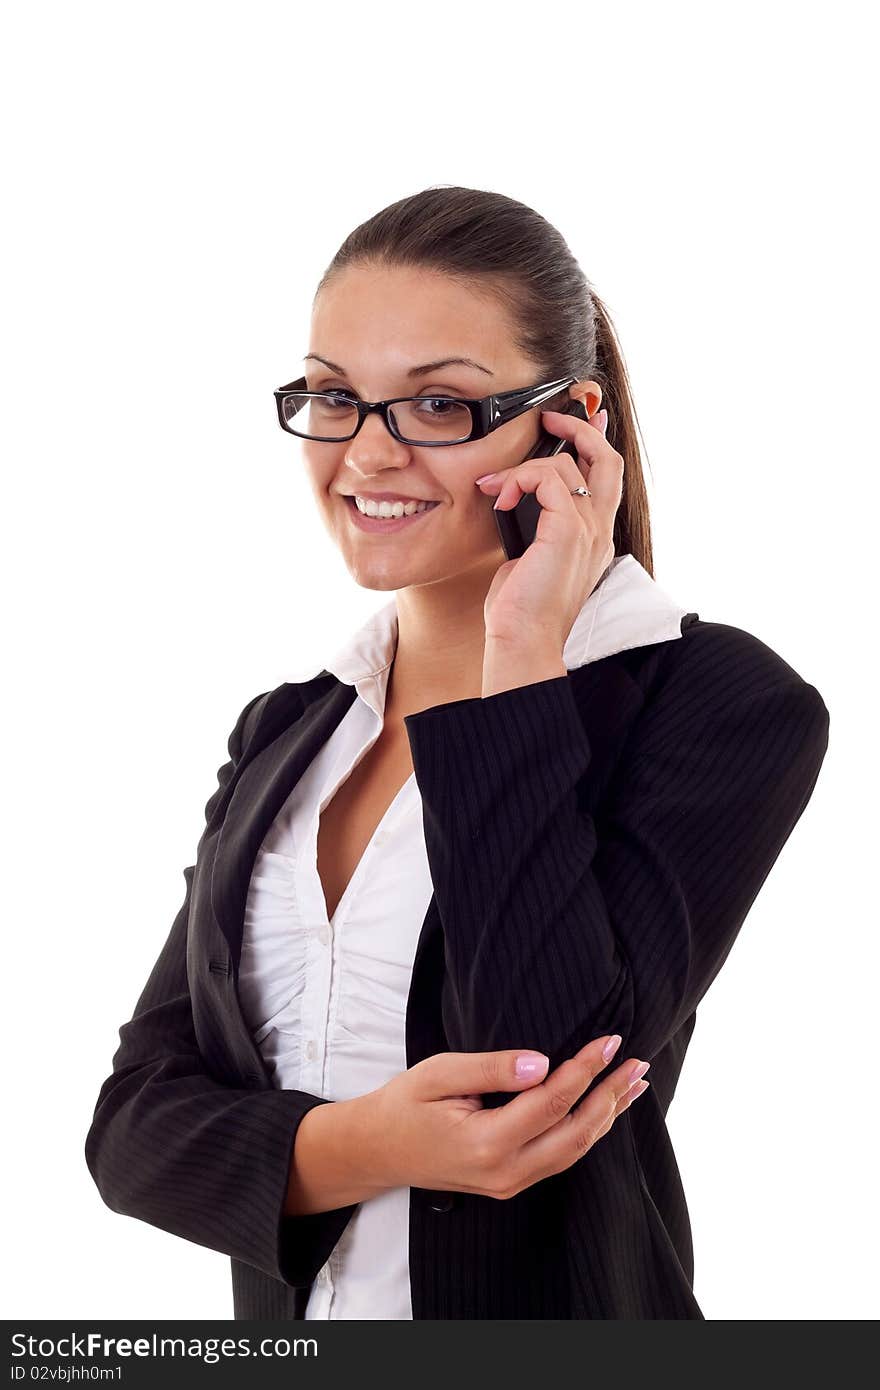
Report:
314,184,654,575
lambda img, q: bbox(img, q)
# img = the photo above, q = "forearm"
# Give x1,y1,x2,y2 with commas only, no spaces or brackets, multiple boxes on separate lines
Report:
412,648,619,1073
284,1092,393,1216
411,671,622,1071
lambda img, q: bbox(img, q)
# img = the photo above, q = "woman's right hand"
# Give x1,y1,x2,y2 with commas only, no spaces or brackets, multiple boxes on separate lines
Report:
367,1036,650,1201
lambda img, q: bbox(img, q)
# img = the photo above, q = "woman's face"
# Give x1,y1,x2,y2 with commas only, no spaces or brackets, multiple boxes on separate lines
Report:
300,263,600,593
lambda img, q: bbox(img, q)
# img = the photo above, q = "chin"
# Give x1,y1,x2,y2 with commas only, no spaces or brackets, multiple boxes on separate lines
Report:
342,554,416,591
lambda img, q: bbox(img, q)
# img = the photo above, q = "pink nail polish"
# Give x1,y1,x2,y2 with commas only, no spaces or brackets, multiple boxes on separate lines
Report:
516,1054,549,1079
474,472,495,484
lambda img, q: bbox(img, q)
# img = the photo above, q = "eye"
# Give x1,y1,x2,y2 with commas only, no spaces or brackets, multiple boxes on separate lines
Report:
415,396,463,417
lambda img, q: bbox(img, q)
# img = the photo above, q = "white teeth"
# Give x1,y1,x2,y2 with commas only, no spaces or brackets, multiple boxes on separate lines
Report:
354,495,435,518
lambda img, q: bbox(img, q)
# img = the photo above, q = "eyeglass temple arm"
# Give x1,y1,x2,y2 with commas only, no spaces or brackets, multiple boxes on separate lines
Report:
277,375,576,402
493,376,577,414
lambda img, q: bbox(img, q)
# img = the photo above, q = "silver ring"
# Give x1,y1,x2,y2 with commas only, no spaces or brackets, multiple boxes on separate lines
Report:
571,485,592,498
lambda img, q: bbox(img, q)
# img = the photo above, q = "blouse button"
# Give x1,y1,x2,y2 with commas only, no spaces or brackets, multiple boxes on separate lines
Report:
306,1040,317,1061
428,1193,455,1213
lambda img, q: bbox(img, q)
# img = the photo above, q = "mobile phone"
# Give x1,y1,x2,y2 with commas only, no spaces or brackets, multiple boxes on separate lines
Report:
492,397,591,560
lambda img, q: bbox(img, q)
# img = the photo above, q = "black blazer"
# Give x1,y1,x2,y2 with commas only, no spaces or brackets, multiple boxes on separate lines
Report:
85,613,830,1319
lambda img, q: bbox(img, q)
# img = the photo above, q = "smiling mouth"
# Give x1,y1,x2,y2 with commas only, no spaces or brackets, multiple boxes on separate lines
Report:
343,494,442,532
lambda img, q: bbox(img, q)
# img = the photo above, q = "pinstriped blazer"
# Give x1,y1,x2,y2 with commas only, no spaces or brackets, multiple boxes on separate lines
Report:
84,610,830,1319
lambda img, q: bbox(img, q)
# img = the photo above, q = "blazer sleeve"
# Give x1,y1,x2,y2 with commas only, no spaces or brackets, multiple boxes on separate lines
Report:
402,633,830,1075
84,690,358,1289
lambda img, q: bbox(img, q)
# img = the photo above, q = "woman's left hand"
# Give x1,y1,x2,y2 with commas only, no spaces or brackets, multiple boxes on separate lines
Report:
476,406,622,654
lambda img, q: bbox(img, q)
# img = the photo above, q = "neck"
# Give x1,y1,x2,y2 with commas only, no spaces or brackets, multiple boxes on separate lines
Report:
384,565,495,721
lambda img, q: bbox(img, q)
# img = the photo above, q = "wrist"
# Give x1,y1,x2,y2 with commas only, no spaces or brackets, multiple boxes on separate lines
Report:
284,1095,392,1216
482,636,567,698
345,1089,400,1193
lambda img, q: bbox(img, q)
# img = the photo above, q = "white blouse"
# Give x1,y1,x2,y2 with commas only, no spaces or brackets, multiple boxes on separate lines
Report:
237,553,692,1319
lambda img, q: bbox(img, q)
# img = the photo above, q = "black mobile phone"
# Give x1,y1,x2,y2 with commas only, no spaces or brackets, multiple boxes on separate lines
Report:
492,397,591,560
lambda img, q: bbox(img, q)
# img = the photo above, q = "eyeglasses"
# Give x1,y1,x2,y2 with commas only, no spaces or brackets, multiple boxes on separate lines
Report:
273,374,577,446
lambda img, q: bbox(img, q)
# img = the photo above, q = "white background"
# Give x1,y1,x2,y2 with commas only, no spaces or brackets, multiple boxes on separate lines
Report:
3,0,876,1321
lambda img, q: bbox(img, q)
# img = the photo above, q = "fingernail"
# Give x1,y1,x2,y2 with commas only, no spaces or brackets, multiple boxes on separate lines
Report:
602,1034,622,1062
629,1060,650,1085
516,1053,549,1079
474,472,496,484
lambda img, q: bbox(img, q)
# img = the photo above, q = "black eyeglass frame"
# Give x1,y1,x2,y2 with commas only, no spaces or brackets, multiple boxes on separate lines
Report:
273,374,578,446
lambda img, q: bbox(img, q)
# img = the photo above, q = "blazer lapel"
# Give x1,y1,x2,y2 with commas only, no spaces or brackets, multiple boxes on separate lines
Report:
210,673,358,973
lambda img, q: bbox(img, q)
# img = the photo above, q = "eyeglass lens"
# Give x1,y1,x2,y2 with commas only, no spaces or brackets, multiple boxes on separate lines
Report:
280,392,474,444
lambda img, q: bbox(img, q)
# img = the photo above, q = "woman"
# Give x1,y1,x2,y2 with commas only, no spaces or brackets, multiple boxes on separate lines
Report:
85,186,830,1320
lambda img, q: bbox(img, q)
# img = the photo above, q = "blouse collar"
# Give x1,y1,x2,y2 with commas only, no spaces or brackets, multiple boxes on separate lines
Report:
294,554,694,706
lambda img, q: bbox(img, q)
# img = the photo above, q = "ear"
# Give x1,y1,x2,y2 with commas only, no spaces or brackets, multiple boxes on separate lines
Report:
569,379,603,420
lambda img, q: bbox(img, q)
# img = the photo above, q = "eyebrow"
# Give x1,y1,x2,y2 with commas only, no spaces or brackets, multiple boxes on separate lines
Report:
303,352,494,378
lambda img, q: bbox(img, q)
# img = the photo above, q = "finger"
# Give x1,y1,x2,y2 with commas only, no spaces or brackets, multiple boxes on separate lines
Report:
618,1077,651,1112
475,404,607,496
509,1055,650,1187
491,457,596,508
413,1048,551,1101
478,413,622,508
485,1035,634,1148
483,457,620,536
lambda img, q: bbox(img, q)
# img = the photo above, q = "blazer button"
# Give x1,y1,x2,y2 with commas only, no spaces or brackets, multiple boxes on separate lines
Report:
428,1193,455,1213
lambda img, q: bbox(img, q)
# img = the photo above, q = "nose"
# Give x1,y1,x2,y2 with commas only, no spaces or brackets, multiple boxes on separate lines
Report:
344,409,412,470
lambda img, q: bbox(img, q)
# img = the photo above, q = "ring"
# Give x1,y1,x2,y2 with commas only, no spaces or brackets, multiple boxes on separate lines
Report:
571,485,592,498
